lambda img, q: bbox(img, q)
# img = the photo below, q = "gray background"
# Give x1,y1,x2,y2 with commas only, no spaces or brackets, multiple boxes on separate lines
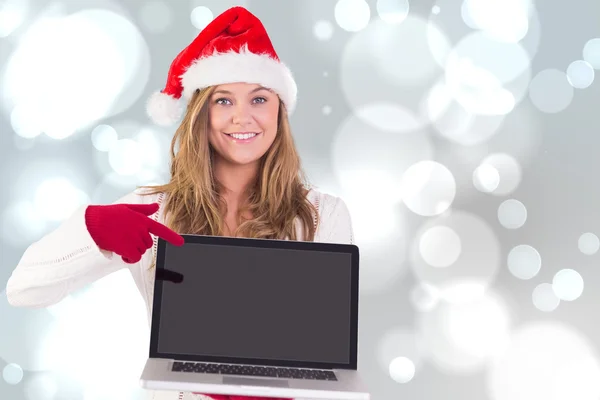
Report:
2,0,600,399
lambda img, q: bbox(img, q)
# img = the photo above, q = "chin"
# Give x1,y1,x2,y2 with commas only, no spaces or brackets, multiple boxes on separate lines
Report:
224,153,264,166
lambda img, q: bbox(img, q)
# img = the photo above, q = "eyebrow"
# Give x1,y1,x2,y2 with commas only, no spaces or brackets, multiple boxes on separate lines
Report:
212,86,271,95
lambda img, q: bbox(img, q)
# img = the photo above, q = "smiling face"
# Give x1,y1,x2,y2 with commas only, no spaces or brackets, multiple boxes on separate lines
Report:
208,82,280,167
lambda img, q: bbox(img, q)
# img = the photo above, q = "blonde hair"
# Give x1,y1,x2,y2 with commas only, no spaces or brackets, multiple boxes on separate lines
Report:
141,86,318,243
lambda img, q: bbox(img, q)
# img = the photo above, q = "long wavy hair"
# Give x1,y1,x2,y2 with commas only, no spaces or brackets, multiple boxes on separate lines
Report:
141,86,318,242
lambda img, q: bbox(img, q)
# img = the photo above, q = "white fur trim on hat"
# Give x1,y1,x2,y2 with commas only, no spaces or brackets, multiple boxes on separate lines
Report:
180,45,298,114
146,91,183,127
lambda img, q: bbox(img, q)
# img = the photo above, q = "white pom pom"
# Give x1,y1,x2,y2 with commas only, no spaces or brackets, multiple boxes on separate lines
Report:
146,91,182,126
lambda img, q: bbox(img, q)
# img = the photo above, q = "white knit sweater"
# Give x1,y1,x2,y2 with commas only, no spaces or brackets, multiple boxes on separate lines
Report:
6,188,354,400
6,188,355,323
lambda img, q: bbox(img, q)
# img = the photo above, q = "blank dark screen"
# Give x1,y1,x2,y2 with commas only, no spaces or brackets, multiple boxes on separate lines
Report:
156,243,353,364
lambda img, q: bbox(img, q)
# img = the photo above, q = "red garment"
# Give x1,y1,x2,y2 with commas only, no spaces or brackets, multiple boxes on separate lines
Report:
196,394,291,400
146,6,298,127
84,202,184,263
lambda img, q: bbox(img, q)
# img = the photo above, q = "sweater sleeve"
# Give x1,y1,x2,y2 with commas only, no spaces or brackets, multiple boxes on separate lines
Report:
320,196,355,245
5,189,155,308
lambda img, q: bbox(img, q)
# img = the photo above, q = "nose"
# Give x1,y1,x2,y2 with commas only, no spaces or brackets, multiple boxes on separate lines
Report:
231,102,252,126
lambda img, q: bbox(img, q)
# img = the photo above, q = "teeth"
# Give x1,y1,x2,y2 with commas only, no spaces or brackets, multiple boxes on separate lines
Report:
230,133,257,140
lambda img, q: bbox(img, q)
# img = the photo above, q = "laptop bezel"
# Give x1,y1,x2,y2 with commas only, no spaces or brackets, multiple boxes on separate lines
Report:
149,234,359,370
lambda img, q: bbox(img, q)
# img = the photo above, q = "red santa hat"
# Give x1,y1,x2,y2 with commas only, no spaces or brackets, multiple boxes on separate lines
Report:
146,6,298,126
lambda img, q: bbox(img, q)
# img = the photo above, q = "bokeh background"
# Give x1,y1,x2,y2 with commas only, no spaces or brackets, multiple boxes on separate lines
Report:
2,0,600,399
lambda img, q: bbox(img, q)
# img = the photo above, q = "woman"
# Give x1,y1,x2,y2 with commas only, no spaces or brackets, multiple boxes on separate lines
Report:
6,6,354,400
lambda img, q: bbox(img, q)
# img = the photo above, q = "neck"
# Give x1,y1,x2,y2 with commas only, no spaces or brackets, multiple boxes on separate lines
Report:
213,157,260,201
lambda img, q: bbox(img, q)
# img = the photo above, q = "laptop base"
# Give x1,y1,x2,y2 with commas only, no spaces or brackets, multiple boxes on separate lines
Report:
140,358,370,400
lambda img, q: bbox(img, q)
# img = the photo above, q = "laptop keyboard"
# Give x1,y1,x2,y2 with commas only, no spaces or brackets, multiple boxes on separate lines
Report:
172,361,337,381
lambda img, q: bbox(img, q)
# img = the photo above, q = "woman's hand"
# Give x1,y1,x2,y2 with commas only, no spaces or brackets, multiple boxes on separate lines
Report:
85,202,184,263
194,394,292,400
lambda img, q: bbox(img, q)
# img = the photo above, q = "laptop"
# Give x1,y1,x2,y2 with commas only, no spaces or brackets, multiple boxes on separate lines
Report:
139,234,370,399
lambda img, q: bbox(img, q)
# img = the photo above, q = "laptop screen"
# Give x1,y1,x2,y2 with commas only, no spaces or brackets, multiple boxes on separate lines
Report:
152,238,357,368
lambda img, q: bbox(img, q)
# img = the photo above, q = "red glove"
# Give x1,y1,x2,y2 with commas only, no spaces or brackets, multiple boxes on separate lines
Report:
198,395,291,400
84,202,184,263
228,397,290,400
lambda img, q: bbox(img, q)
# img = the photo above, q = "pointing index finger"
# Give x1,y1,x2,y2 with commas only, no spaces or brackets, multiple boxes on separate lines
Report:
145,218,184,246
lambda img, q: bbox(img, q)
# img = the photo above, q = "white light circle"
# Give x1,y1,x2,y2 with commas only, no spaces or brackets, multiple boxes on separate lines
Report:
418,292,512,374
529,69,574,113
481,153,522,196
314,20,334,40
329,190,409,292
400,160,456,217
91,124,118,152
3,363,24,385
460,1,478,29
445,293,511,359
334,0,371,32
377,327,424,380
507,244,541,280
135,126,170,170
108,139,143,176
11,103,43,138
356,102,425,133
0,0,28,38
139,1,172,33
462,0,531,43
410,282,440,312
190,6,213,30
552,269,584,301
0,200,47,247
331,110,433,206
566,60,595,89
33,178,90,222
430,0,541,66
583,38,600,69
579,233,600,255
497,199,527,229
389,357,416,383
444,31,531,116
89,9,152,119
532,283,560,312
377,16,446,87
411,210,501,304
376,0,409,24
340,16,449,115
423,82,506,146
473,163,500,192
419,226,462,268
487,322,600,400
24,373,58,400
3,9,150,138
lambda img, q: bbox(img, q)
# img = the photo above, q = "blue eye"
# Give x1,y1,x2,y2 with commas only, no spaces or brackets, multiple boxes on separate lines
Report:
214,97,267,105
